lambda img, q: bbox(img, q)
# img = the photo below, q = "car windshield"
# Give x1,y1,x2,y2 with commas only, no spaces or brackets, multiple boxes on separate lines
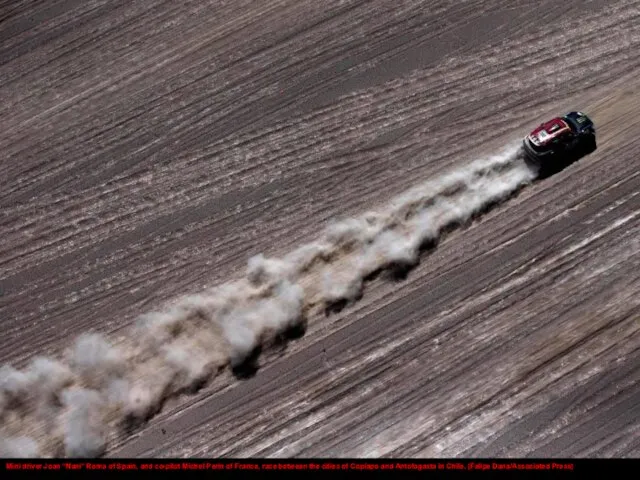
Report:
563,116,580,132
563,113,591,132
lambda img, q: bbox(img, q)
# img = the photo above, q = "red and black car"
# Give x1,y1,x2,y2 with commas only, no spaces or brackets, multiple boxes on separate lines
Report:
522,111,596,174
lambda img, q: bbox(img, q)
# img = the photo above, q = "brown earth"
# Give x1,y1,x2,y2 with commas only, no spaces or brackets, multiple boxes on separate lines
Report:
1,0,639,458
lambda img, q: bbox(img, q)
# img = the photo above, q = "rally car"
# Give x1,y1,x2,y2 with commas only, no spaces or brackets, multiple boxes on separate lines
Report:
522,111,596,175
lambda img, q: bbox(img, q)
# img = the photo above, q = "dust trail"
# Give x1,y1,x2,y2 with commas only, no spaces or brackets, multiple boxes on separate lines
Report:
0,143,536,457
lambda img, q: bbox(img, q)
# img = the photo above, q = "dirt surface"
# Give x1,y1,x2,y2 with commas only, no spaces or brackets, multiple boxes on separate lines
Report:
1,0,639,458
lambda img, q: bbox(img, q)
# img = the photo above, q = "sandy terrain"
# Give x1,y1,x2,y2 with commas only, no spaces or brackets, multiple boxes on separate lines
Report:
1,0,639,458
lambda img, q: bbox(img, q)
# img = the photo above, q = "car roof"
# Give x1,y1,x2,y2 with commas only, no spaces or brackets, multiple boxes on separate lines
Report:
542,117,569,132
529,117,572,145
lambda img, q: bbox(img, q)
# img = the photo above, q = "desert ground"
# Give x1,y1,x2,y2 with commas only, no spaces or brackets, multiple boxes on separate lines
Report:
1,0,639,458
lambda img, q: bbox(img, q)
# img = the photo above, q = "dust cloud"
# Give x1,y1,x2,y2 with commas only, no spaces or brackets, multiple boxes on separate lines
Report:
0,144,536,457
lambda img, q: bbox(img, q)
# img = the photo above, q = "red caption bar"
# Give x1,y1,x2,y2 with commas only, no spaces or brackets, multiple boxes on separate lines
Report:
4,460,575,472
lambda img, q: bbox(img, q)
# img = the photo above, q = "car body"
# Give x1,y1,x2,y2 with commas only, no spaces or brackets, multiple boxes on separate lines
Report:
522,111,596,175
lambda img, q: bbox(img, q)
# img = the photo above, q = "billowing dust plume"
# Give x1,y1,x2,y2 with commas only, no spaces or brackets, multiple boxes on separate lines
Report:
0,144,536,457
